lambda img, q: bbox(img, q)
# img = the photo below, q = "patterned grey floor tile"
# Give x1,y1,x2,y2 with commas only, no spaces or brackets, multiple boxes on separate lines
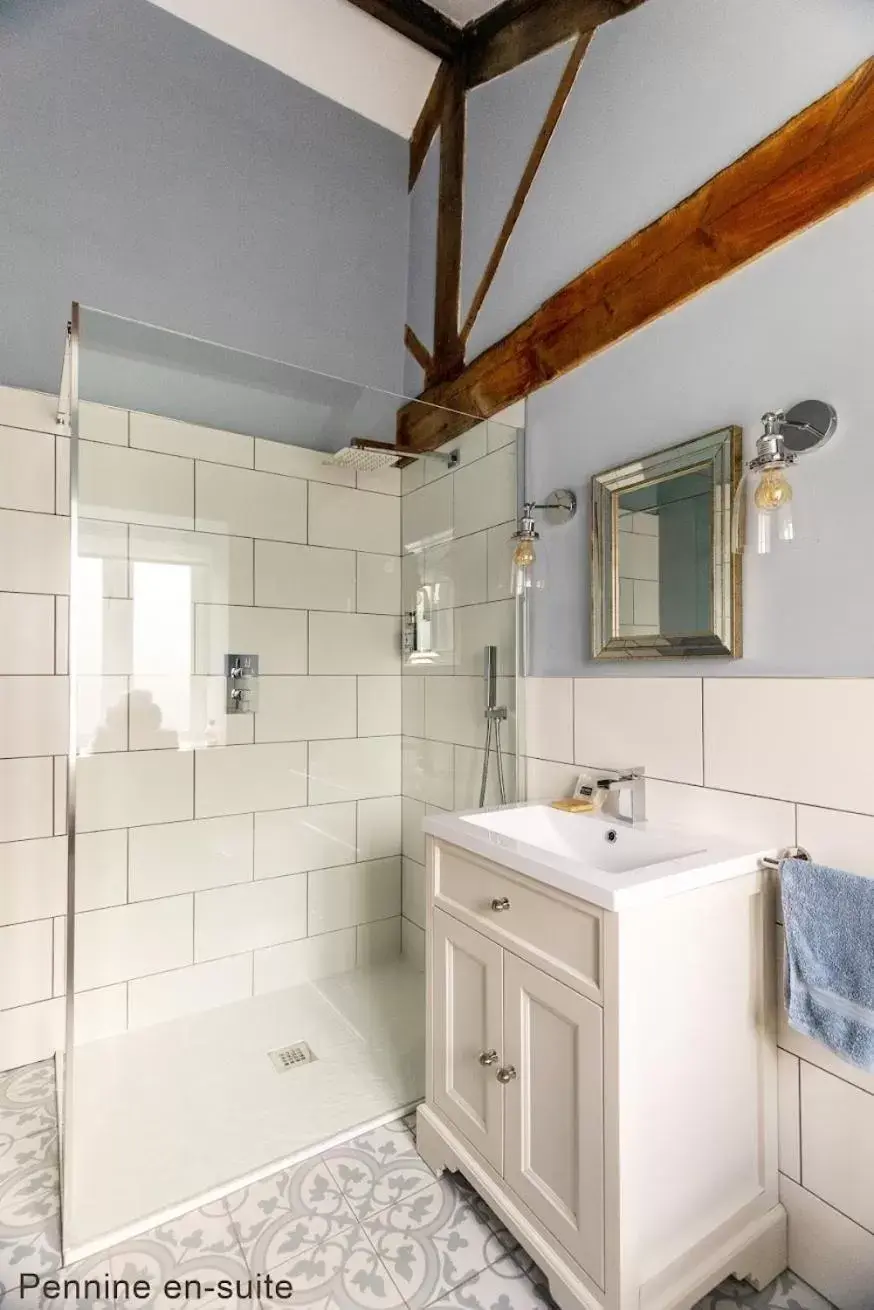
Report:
108,1200,249,1310
322,1121,437,1221
225,1157,358,1276
0,1132,61,1302
424,1253,559,1309
362,1176,512,1310
0,1064,57,1148
402,1111,418,1143
261,1225,404,1309
692,1272,835,1310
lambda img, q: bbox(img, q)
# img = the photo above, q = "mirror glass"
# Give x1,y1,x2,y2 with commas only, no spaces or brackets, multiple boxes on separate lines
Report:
592,427,742,660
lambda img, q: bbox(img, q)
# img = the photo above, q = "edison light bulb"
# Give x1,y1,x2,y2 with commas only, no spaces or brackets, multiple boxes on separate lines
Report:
753,467,793,511
512,537,536,571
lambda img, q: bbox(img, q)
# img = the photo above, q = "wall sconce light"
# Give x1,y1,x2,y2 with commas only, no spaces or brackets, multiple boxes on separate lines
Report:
511,489,577,595
731,399,837,555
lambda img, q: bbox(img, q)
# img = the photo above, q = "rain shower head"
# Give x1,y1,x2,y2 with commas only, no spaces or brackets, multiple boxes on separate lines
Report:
325,439,459,472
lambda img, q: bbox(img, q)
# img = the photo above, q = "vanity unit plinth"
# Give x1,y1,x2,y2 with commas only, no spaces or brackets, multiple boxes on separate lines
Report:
418,823,786,1310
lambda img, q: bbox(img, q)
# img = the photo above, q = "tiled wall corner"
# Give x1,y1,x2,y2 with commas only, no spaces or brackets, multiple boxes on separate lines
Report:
399,418,522,965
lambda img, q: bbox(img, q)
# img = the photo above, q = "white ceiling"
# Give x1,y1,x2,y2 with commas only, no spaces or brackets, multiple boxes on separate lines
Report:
146,0,440,138
427,0,507,23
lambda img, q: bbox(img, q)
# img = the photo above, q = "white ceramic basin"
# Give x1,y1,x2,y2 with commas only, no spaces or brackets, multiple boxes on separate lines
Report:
462,804,704,874
423,802,772,910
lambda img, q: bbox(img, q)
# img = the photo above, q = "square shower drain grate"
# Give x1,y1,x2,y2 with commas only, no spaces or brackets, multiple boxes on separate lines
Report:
268,1041,316,1073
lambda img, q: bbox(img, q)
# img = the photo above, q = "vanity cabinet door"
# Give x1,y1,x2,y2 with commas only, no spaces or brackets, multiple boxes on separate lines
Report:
503,953,605,1288
432,908,504,1172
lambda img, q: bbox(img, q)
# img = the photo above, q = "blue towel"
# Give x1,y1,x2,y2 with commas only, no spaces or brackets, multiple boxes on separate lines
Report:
781,857,874,1073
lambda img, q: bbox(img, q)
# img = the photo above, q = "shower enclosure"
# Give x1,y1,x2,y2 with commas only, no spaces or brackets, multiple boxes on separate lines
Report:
57,305,523,1260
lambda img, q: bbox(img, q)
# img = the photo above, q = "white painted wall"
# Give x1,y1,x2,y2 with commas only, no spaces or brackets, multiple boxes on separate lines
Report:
146,0,440,137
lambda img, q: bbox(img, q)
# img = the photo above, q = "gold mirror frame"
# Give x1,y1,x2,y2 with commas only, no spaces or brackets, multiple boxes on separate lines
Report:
591,425,743,660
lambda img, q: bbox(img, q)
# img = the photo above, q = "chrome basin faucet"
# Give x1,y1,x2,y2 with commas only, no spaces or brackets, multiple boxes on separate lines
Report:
577,765,646,826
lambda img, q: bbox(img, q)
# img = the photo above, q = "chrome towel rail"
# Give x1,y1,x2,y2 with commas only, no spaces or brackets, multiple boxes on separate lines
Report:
759,845,812,871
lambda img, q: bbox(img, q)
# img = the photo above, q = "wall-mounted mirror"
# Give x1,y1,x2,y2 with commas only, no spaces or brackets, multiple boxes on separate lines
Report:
591,426,742,660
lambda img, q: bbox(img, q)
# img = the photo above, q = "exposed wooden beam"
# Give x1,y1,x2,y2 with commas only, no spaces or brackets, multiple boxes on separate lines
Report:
398,58,874,450
464,0,646,89
404,324,434,376
410,62,449,190
345,0,461,60
432,61,466,383
461,30,591,344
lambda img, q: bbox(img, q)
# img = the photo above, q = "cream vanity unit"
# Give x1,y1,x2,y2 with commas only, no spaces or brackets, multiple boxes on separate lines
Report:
417,802,786,1310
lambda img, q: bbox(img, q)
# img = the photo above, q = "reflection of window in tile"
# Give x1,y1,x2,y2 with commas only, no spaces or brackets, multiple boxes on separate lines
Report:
132,562,193,746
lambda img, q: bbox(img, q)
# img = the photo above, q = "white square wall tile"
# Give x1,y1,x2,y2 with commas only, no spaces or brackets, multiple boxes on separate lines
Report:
781,1174,874,1309
77,750,194,832
402,917,425,971
127,675,253,751
357,796,402,860
255,439,355,486
74,983,128,1044
79,519,129,598
0,757,54,841
0,594,55,673
801,1063,874,1233
0,836,66,926
357,554,401,615
195,464,306,542
0,998,63,1073
254,929,357,994
255,803,357,879
796,806,874,879
454,743,515,810
255,541,355,612
195,742,308,817
256,677,357,743
574,677,703,785
0,676,68,758
75,829,128,912
0,510,69,595
402,797,426,866
0,920,53,1008
777,1049,800,1183
402,858,426,930
402,676,425,737
195,873,307,960
307,858,401,934
0,385,57,433
309,483,399,556
358,677,402,737
453,445,517,538
74,896,194,990
129,813,254,900
130,412,253,467
705,680,874,812
526,756,579,802
357,917,401,965
425,532,488,610
309,737,401,804
80,443,194,529
424,424,488,486
523,678,574,764
454,600,514,675
424,676,507,748
645,780,795,850
402,477,452,552
194,605,307,676
310,613,400,676
0,426,55,512
402,736,454,809
357,465,401,496
128,954,253,1030
80,401,128,446
130,524,253,606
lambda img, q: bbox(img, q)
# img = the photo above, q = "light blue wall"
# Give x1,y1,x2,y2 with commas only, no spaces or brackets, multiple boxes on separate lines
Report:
0,0,409,396
527,191,874,676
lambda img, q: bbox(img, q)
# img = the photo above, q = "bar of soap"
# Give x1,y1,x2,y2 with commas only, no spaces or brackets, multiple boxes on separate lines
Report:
551,798,595,814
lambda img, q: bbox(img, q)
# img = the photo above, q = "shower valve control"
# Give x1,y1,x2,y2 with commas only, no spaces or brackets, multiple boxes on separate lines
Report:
226,653,259,714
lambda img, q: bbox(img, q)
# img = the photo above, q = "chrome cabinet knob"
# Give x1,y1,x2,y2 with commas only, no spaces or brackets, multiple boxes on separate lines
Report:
490,897,511,912
496,1065,517,1084
478,1049,498,1066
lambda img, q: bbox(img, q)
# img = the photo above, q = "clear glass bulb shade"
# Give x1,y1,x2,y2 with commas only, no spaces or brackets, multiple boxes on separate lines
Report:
731,465,796,555
510,534,546,595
